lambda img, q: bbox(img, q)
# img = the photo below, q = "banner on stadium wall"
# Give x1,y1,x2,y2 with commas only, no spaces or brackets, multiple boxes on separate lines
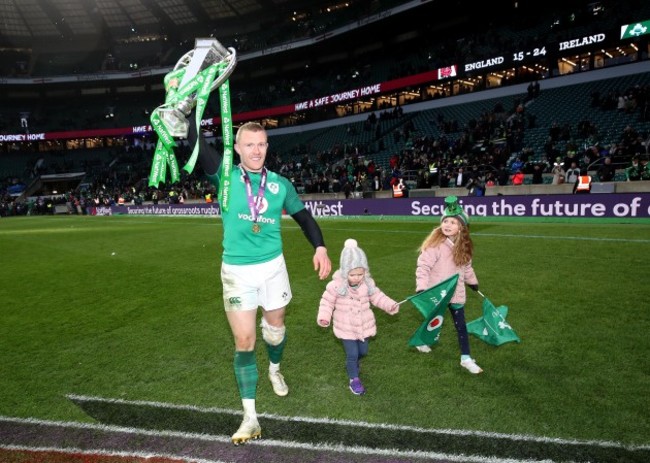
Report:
89,193,650,219
620,19,650,39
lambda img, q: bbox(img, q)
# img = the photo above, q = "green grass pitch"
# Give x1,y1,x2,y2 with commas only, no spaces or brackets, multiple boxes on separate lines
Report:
0,215,648,461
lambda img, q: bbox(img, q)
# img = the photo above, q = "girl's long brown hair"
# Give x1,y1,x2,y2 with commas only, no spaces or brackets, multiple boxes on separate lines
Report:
419,221,474,266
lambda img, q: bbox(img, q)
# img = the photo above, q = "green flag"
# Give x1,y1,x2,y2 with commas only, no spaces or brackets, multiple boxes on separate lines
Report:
467,297,521,346
407,274,459,347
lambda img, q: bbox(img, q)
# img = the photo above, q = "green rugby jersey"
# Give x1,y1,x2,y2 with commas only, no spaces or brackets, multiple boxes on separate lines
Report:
214,168,305,265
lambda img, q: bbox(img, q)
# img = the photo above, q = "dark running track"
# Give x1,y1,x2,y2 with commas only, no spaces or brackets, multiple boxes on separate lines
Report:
0,418,464,463
2,393,649,463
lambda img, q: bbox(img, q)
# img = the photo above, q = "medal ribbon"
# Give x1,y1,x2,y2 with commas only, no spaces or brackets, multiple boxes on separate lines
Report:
240,165,267,225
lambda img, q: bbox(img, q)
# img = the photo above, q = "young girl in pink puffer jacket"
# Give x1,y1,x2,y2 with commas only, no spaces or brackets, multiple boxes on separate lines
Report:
415,196,483,374
317,239,399,395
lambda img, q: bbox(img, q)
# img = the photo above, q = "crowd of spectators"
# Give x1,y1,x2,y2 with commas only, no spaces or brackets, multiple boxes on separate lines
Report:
4,77,648,218
6,72,648,203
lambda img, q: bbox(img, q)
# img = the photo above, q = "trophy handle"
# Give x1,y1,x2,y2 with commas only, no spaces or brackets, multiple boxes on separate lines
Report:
174,43,237,95
157,38,237,137
211,47,237,91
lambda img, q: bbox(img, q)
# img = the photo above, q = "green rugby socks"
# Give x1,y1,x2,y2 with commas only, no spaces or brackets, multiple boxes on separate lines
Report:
234,351,258,399
266,335,287,364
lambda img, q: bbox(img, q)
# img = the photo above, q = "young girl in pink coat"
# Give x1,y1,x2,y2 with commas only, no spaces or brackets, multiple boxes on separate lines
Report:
415,196,483,374
318,239,399,395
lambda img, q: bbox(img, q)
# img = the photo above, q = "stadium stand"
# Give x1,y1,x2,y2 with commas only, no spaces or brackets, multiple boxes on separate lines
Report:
2,0,650,214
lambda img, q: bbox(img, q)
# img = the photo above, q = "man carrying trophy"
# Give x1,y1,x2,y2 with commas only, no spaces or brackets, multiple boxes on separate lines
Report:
151,37,332,445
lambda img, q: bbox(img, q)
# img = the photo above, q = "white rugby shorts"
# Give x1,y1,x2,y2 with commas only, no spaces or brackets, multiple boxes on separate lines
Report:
221,254,292,312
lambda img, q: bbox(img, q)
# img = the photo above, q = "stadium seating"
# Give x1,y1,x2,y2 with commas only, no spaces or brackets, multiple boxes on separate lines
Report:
3,0,650,201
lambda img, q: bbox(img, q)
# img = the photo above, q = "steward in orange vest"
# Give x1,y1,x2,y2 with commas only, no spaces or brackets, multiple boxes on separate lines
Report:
392,179,406,198
574,173,592,194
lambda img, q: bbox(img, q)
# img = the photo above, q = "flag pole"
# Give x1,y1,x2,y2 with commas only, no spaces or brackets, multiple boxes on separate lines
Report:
396,291,424,305
477,290,510,325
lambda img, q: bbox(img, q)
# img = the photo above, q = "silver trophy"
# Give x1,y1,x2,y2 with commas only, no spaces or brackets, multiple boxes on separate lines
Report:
158,38,237,138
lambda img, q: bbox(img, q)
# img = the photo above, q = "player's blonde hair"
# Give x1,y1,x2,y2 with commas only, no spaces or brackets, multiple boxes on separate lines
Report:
235,121,266,143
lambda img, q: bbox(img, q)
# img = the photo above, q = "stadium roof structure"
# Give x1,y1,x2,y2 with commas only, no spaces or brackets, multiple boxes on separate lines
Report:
0,0,605,81
0,0,352,47
0,0,597,49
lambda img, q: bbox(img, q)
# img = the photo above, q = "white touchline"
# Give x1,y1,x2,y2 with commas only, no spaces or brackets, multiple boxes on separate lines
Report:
284,224,650,243
65,394,650,451
0,416,572,463
0,444,231,463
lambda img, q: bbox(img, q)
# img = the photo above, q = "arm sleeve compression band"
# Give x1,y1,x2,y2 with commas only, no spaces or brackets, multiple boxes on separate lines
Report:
291,209,326,249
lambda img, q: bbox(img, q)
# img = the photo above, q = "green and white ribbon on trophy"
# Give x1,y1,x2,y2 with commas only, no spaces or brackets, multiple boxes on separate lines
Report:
148,38,237,211
217,80,234,211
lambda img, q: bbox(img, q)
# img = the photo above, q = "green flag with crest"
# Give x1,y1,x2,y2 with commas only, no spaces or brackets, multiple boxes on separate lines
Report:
467,296,521,346
407,274,459,347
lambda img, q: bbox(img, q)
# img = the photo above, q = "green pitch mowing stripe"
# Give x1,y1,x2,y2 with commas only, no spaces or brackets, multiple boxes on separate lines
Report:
67,395,650,463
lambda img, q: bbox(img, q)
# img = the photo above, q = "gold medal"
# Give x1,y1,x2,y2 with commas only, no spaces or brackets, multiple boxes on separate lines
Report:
252,223,261,233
